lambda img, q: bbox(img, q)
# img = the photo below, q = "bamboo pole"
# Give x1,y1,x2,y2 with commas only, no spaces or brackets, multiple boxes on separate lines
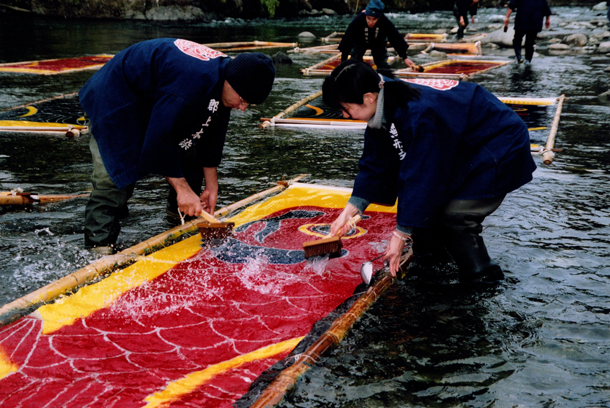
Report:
300,54,341,75
543,94,566,165
0,175,307,328
0,193,89,205
260,91,323,129
259,117,365,126
248,248,414,408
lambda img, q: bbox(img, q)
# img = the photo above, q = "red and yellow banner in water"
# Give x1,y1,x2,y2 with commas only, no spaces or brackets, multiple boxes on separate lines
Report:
0,183,396,407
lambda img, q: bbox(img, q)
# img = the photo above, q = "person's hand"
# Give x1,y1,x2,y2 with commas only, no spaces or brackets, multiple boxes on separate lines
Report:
383,231,410,276
200,188,218,215
471,16,475,24
545,17,551,29
504,17,509,26
176,189,203,217
330,204,360,237
459,16,465,26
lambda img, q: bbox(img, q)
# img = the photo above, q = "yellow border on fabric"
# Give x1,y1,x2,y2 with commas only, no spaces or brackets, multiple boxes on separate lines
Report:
0,346,18,380
35,184,396,334
0,120,87,129
37,237,202,334
143,336,304,407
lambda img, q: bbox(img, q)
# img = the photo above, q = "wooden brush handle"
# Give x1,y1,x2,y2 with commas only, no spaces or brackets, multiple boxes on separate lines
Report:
200,210,219,223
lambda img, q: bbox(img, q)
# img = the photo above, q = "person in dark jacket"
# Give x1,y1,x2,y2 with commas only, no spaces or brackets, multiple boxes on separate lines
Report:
338,0,418,70
453,0,479,40
504,0,551,64
79,38,276,254
323,60,536,285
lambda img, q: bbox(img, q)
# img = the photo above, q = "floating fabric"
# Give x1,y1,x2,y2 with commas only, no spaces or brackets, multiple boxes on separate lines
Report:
0,93,87,135
259,88,562,155
0,55,113,75
0,183,398,407
395,58,507,79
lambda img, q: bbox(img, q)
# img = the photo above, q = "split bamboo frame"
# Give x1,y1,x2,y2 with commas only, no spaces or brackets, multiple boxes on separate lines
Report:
260,91,323,129
248,248,414,408
542,94,566,165
0,175,307,327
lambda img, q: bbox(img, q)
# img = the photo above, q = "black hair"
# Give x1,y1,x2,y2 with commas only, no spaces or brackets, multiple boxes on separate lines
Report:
322,60,420,110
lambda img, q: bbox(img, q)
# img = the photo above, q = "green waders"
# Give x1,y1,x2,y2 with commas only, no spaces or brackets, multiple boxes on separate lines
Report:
84,136,135,248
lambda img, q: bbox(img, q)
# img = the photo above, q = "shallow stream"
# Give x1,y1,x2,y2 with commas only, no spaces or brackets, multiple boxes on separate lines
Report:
1,7,609,407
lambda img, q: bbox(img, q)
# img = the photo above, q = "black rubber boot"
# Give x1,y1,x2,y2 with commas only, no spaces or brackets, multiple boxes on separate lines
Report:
443,230,504,286
412,227,451,269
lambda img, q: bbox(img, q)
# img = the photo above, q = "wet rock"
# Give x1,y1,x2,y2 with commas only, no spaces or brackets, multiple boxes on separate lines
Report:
301,0,313,11
564,33,588,46
298,31,316,39
605,66,610,72
598,89,610,103
429,50,446,58
549,43,570,50
144,5,204,21
322,8,336,15
598,41,610,53
592,1,608,11
479,27,515,48
272,51,293,65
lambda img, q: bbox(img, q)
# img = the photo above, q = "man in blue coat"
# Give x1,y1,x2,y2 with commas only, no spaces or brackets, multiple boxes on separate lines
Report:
504,0,551,64
338,0,418,70
79,38,275,254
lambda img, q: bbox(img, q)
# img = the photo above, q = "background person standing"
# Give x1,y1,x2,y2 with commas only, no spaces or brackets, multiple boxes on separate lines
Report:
453,0,479,40
504,0,551,64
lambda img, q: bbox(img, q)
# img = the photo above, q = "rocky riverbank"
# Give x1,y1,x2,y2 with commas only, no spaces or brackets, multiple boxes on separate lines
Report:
0,0,606,20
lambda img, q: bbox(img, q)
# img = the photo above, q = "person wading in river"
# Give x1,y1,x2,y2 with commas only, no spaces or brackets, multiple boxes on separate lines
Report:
323,60,536,285
503,0,551,64
79,38,275,254
338,0,418,71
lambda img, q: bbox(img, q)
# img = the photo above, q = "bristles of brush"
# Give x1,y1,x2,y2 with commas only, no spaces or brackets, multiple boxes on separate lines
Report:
303,235,342,259
198,221,235,240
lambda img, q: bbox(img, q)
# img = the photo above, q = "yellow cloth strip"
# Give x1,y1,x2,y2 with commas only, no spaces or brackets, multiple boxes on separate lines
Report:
0,120,87,129
0,346,18,380
143,336,304,408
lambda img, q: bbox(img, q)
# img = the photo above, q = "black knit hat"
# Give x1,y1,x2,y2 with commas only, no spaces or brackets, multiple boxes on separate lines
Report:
365,0,384,17
225,53,276,105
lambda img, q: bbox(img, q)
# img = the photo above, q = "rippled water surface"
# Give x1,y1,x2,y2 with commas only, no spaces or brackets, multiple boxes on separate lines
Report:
1,7,609,407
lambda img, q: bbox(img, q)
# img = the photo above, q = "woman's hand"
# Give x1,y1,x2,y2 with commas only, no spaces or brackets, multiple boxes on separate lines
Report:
383,231,410,276
330,204,360,237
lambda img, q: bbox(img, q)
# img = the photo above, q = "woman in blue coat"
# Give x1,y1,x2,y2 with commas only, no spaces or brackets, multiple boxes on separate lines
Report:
79,38,275,253
504,0,551,64
323,60,536,285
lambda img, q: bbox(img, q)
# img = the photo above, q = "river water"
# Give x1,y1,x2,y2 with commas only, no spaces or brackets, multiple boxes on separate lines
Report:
1,6,609,407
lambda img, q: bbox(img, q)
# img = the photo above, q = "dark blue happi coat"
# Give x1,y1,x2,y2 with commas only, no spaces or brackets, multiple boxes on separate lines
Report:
338,12,410,60
80,38,231,189
352,78,536,229
508,0,552,32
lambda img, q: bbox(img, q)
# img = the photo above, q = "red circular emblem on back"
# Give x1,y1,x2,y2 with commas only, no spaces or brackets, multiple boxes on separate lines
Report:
174,39,226,61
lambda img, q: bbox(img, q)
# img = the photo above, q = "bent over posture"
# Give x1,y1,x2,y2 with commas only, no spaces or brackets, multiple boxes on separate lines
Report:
338,0,417,70
79,38,275,253
323,60,536,285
